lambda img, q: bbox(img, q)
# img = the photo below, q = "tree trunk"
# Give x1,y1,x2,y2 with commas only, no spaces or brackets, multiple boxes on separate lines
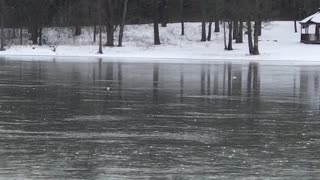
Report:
31,27,39,45
20,27,23,45
200,0,207,42
213,0,220,33
74,26,81,36
181,22,185,36
214,20,220,32
97,0,103,54
223,21,227,50
118,0,128,47
160,0,168,27
236,21,243,43
201,22,206,42
207,22,212,41
106,0,114,47
247,21,253,54
153,0,161,45
233,21,238,40
180,0,185,35
227,22,233,50
252,21,260,55
106,25,114,46
38,28,42,46
257,21,262,36
0,2,5,51
294,20,298,33
98,25,103,54
93,25,97,43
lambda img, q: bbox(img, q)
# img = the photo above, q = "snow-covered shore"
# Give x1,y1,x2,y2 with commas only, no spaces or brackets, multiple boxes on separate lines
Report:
0,21,319,63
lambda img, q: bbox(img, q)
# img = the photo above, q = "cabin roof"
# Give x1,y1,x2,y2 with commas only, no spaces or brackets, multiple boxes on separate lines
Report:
301,9,320,24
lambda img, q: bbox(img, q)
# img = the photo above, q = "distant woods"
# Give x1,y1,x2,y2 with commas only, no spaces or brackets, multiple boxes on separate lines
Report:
0,0,319,55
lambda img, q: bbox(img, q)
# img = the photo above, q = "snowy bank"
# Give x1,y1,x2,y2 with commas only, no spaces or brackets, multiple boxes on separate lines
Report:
0,21,319,63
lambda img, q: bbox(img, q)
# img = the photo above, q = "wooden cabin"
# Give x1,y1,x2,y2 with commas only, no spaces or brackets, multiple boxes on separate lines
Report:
300,9,320,44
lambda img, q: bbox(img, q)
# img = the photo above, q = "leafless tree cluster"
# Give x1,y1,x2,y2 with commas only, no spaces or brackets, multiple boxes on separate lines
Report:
0,0,319,55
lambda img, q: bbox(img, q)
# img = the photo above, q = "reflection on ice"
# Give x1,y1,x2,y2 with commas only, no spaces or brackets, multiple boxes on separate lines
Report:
0,60,319,179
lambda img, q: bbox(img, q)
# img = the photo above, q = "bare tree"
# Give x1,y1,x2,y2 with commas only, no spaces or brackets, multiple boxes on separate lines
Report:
223,21,227,50
97,0,103,54
253,21,260,55
245,0,267,55
118,0,128,47
247,21,253,54
236,21,243,43
106,0,115,47
159,0,168,27
201,0,207,41
207,22,212,41
180,0,185,35
153,0,161,45
227,21,233,50
224,0,236,50
213,0,222,33
0,0,5,51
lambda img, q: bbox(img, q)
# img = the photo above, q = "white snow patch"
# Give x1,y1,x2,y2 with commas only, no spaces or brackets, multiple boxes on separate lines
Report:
0,21,319,64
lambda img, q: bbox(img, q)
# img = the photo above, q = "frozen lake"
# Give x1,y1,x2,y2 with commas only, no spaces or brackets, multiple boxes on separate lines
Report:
0,59,319,179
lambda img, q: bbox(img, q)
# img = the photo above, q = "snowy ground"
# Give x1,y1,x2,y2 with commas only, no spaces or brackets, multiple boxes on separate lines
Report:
0,21,319,63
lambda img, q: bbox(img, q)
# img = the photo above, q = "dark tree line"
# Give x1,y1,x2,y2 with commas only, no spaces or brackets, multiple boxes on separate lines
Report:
0,0,319,55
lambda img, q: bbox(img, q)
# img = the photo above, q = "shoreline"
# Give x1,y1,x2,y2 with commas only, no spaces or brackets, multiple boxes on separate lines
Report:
2,53,320,66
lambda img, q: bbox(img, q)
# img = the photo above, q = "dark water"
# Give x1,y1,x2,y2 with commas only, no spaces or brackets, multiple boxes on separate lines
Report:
0,59,319,180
